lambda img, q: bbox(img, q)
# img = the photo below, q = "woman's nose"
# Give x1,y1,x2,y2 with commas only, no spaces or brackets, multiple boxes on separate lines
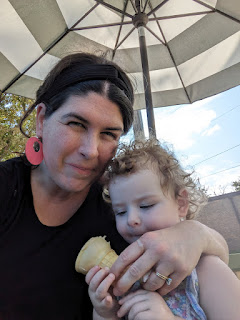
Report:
78,133,99,160
127,209,141,227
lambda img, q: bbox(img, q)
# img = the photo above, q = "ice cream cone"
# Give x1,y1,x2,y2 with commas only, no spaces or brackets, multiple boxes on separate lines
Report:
75,236,118,275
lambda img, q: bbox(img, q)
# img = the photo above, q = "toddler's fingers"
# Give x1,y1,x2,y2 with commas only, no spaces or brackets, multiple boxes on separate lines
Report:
85,266,101,284
117,291,147,318
88,268,110,292
103,294,113,307
95,272,116,299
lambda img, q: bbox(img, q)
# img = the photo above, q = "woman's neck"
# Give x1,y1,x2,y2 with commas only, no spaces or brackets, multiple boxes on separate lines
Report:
30,167,90,227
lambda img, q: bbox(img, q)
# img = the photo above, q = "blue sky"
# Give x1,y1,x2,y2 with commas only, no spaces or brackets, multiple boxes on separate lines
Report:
121,85,240,196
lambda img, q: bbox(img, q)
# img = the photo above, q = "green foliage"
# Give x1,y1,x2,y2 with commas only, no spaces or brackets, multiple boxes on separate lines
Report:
0,93,36,161
232,178,240,191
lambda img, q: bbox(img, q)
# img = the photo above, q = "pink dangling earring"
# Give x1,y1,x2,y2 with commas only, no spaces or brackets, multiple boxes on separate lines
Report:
25,137,43,165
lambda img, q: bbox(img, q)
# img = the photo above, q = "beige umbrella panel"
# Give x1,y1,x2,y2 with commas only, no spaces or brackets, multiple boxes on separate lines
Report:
1,0,240,136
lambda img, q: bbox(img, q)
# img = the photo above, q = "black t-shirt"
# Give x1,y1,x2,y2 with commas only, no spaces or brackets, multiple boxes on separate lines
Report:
0,157,127,319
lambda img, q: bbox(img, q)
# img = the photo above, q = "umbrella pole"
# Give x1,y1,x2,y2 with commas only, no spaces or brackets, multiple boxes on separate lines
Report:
133,110,145,139
136,25,156,138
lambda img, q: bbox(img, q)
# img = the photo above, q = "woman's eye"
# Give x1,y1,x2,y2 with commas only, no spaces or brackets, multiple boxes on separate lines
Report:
68,121,85,128
102,131,118,140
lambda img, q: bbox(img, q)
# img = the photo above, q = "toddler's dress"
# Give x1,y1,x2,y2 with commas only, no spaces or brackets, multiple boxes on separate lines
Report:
122,268,206,320
164,268,207,319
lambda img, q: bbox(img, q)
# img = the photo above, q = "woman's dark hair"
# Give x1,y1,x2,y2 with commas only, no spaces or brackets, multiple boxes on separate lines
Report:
20,53,134,136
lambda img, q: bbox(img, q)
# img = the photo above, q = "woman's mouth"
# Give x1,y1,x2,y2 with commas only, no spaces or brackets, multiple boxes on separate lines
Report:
68,163,95,176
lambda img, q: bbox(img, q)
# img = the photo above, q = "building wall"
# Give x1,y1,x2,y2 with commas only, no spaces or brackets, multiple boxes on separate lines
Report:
196,191,240,279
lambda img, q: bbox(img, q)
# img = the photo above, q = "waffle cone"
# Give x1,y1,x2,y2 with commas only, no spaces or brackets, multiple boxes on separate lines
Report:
75,236,118,274
98,249,118,269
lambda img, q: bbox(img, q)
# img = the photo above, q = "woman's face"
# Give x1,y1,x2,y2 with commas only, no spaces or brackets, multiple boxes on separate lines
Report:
36,93,124,193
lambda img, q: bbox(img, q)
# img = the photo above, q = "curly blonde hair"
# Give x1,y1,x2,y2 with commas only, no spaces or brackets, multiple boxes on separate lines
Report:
103,139,207,219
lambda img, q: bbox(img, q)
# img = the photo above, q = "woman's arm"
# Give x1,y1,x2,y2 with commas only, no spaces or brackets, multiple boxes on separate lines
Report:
197,255,240,320
110,220,229,296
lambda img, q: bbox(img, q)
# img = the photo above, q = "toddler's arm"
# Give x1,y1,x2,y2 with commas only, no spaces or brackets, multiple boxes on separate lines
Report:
197,254,240,320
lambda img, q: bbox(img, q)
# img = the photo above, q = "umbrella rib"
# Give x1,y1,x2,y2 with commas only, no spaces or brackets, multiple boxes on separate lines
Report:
129,0,137,13
114,27,136,51
147,0,170,17
95,0,133,18
71,21,132,31
2,30,70,94
149,2,191,103
145,25,165,45
148,11,213,21
2,3,101,93
70,3,99,29
113,0,130,59
142,0,150,13
193,0,240,24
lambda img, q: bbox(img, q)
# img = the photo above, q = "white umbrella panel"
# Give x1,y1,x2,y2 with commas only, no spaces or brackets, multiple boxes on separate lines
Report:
1,0,240,135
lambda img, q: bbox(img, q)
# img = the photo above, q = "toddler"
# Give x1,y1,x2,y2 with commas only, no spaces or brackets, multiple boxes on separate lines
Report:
86,139,240,320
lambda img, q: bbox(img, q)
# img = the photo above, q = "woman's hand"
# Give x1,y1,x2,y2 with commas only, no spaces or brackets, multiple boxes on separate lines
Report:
85,266,119,319
117,289,177,320
110,220,228,296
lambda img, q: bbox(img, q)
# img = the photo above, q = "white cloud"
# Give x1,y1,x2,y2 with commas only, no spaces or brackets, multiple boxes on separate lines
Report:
180,153,202,167
142,104,217,151
202,124,220,136
133,87,240,196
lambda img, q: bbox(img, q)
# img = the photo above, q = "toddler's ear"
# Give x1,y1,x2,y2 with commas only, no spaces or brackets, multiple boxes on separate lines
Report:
177,189,189,218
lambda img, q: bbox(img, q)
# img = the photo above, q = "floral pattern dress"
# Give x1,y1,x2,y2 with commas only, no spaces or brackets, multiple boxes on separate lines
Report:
164,268,207,319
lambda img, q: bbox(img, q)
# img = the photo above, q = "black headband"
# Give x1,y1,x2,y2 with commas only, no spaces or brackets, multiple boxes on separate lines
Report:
41,64,132,103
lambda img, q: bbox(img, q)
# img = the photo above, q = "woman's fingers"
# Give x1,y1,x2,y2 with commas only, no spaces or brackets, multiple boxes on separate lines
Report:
111,233,173,296
111,223,203,296
111,240,156,296
110,238,145,279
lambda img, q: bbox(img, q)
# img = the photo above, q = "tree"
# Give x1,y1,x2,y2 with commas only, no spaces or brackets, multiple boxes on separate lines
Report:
232,178,240,191
0,93,35,161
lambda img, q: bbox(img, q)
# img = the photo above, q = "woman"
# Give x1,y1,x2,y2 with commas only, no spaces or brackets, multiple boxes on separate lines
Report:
0,53,228,320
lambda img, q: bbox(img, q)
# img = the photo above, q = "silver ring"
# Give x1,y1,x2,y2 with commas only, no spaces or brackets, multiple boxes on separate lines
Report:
155,272,172,286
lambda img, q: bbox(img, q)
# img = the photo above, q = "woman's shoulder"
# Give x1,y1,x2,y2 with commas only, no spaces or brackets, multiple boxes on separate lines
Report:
0,157,30,212
0,156,28,174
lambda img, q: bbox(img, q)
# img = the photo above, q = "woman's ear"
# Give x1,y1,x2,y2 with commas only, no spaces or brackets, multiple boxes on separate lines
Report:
177,189,189,218
36,103,47,138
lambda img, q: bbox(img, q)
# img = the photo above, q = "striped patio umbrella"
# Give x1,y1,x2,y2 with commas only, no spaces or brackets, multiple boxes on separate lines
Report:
1,0,240,136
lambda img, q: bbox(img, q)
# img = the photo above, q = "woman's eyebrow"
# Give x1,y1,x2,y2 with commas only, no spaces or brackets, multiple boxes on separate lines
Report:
105,126,123,132
61,112,88,123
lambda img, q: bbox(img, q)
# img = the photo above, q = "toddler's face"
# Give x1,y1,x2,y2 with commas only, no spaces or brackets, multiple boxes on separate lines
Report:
109,169,187,244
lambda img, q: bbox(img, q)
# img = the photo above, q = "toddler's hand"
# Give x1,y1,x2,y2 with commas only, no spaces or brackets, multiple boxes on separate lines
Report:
86,266,119,318
117,289,176,320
